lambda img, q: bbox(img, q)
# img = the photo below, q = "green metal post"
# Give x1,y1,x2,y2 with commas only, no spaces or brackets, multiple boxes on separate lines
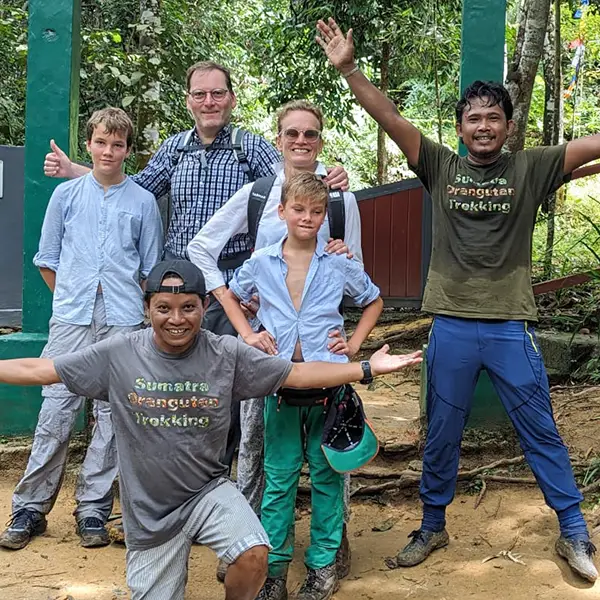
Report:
0,0,81,435
458,0,507,156
421,1,509,428
448,0,508,426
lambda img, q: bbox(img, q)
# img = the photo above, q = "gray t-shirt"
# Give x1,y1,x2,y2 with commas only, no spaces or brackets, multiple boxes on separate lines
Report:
54,327,292,550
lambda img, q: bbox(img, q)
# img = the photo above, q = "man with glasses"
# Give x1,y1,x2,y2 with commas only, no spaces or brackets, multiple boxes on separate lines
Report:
43,61,349,475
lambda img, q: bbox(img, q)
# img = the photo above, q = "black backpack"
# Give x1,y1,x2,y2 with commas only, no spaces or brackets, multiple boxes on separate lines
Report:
164,126,256,265
173,126,255,181
246,175,346,248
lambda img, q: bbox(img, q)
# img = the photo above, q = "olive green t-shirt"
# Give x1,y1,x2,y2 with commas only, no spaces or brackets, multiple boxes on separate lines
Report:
411,136,569,320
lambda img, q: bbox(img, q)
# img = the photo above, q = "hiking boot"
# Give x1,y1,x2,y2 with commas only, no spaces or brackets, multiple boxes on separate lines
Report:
385,528,449,568
0,508,47,550
216,558,228,583
295,564,338,600
555,536,598,582
335,524,351,579
256,576,288,600
76,517,110,548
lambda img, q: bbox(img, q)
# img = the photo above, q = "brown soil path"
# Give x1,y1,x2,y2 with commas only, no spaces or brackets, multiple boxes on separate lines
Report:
1,476,599,600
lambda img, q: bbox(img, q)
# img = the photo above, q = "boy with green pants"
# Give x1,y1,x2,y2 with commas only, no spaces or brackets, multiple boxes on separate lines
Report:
222,172,383,600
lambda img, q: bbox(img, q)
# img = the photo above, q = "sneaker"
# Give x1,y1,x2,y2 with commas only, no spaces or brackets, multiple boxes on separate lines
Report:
385,528,449,568
555,536,598,582
216,558,228,583
76,517,110,548
0,508,47,550
335,524,351,579
295,564,338,600
256,576,288,600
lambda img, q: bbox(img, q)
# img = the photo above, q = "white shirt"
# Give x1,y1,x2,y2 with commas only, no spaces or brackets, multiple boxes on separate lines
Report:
187,162,363,292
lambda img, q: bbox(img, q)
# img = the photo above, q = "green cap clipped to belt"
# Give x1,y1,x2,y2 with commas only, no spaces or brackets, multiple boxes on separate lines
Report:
321,385,379,473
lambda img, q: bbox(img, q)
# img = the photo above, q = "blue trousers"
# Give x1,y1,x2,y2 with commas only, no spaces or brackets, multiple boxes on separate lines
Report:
421,316,586,539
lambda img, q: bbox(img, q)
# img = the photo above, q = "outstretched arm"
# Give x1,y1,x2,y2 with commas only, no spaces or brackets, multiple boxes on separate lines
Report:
0,358,61,386
284,345,421,389
564,135,600,175
316,18,422,166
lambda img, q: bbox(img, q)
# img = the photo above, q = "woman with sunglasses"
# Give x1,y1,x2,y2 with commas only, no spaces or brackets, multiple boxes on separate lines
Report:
187,99,362,585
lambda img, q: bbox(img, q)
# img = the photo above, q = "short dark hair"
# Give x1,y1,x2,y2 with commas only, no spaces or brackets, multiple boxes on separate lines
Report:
186,61,234,93
455,81,513,123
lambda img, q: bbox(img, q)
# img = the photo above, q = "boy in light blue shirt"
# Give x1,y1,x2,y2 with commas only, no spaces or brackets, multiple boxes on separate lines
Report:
0,108,163,552
222,172,383,600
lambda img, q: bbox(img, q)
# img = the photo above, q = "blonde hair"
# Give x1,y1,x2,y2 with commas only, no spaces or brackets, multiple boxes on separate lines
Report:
281,172,328,207
276,100,324,133
86,107,134,148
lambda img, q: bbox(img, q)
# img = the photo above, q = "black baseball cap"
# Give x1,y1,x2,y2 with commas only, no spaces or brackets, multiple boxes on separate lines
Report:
145,260,206,298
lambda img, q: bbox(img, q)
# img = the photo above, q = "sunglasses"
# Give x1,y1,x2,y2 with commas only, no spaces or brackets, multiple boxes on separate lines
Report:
280,128,322,142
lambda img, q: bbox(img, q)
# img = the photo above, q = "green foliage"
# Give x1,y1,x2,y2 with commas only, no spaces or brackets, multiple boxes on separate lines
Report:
0,3,27,145
0,0,598,277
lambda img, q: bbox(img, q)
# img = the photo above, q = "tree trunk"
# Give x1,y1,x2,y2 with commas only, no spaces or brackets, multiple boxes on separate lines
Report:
505,0,552,153
541,0,563,278
377,41,390,185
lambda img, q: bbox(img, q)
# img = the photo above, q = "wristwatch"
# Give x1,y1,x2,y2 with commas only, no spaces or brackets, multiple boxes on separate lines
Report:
360,361,373,385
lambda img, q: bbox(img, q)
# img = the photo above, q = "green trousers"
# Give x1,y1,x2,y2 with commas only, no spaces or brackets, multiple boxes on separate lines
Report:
261,396,344,577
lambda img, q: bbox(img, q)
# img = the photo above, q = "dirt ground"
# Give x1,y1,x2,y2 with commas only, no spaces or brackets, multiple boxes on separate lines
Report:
3,318,600,599
2,478,600,600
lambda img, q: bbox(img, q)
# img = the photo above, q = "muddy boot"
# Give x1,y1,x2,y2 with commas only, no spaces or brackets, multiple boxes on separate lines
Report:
335,524,351,579
385,529,449,569
555,536,598,582
76,517,110,548
0,508,47,550
256,576,288,600
216,558,228,583
295,564,338,600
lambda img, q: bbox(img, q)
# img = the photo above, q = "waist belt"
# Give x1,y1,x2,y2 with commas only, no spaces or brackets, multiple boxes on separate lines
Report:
217,250,252,271
277,386,342,407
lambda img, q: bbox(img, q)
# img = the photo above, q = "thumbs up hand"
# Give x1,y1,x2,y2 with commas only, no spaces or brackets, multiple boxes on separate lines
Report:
44,139,75,179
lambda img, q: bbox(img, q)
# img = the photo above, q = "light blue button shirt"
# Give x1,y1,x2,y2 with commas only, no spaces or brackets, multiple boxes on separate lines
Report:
229,236,380,363
34,173,163,326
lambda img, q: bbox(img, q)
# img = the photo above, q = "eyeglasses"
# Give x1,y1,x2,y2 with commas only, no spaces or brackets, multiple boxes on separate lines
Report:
188,89,229,103
280,128,322,142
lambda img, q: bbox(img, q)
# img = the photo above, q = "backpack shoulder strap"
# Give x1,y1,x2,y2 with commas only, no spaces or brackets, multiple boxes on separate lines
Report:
231,126,256,182
247,175,277,247
173,128,196,167
327,189,346,241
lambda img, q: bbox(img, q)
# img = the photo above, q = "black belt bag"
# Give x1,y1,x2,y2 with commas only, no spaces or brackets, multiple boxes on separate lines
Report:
277,386,342,407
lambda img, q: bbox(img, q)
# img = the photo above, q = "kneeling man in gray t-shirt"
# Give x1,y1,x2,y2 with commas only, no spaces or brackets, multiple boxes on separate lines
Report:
0,259,422,600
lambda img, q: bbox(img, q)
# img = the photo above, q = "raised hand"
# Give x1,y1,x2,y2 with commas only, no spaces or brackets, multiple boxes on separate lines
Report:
369,345,422,376
315,18,356,74
44,139,74,179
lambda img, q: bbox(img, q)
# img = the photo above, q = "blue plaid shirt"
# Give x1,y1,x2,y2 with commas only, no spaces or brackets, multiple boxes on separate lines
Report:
133,124,280,279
